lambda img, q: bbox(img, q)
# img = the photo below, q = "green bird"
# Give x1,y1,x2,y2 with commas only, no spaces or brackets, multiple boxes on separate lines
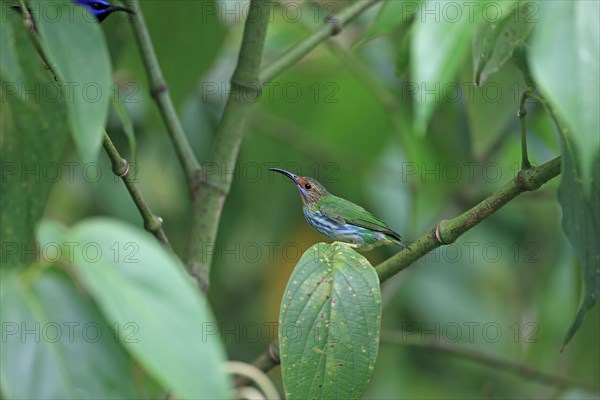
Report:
270,168,407,250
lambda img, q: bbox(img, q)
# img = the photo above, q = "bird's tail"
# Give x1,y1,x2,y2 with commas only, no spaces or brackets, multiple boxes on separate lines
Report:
384,231,411,251
394,238,412,251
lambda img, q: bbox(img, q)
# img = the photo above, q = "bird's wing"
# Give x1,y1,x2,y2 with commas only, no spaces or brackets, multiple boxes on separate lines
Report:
318,205,346,225
319,196,401,240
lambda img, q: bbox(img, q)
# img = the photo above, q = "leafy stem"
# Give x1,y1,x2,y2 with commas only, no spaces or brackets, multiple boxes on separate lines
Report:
102,132,171,248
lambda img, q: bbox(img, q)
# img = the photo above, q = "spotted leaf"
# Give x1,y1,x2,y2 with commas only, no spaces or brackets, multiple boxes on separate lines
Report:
279,242,381,400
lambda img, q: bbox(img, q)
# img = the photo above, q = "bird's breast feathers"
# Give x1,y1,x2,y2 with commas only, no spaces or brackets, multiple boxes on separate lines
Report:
302,209,390,246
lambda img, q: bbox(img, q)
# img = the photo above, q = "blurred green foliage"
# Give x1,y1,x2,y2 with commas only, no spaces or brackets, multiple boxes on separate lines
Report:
1,0,598,398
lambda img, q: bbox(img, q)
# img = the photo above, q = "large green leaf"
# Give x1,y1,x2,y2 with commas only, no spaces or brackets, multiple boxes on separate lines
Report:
528,0,600,346
529,1,600,191
558,137,600,348
34,1,112,163
279,243,381,400
65,218,232,399
472,2,536,85
0,268,139,399
0,13,69,268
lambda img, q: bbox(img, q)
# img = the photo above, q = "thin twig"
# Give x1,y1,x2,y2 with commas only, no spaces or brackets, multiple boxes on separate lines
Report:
102,132,171,248
124,0,199,185
380,331,599,392
518,88,535,169
18,1,54,74
260,0,380,84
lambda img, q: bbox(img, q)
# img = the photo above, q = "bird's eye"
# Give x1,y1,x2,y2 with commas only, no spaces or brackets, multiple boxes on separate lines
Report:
91,2,109,10
304,183,312,190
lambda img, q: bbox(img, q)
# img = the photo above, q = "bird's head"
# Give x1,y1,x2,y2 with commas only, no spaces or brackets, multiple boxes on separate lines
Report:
269,168,329,205
75,0,134,22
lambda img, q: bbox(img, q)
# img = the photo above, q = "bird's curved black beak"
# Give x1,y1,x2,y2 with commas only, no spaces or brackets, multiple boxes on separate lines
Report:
269,168,299,184
94,5,134,22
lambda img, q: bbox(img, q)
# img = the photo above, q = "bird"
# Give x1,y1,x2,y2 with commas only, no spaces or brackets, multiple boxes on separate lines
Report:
74,0,134,22
269,168,407,251
13,0,133,24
